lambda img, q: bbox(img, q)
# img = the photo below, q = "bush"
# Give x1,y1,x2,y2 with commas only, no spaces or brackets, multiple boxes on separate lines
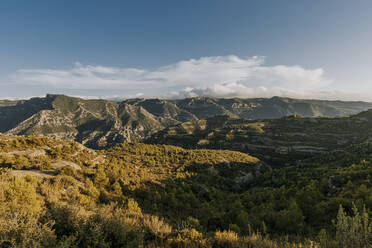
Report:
143,215,172,240
58,165,76,177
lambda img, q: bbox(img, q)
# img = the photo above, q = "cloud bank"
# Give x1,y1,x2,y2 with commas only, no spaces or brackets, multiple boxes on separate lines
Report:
12,55,334,99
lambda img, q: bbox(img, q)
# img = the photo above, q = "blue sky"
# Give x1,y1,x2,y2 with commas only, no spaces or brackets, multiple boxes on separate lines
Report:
1,0,372,100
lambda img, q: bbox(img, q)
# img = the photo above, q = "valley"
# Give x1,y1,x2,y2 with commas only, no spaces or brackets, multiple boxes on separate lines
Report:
1,95,372,247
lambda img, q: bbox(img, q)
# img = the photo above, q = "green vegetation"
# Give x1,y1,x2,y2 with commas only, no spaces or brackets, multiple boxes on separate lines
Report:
2,134,372,247
148,109,372,167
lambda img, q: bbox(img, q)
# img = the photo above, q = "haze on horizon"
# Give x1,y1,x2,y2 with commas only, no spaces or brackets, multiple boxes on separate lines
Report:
1,0,371,101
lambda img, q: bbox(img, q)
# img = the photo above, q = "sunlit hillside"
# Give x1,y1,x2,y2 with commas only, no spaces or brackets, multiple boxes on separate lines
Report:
1,134,371,247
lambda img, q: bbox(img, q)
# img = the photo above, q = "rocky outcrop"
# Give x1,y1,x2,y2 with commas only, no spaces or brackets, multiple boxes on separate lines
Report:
5,95,166,148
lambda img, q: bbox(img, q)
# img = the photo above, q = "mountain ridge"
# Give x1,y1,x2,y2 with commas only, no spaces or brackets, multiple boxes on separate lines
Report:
1,94,372,149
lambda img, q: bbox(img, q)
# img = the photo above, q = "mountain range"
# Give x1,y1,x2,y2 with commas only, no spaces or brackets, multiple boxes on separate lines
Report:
1,94,372,149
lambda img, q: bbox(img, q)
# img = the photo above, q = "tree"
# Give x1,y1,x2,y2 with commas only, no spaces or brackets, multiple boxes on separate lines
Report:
334,204,372,248
94,166,109,189
275,199,305,234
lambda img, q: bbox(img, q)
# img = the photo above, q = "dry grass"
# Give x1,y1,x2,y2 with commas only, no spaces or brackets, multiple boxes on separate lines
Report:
214,230,239,247
143,215,172,239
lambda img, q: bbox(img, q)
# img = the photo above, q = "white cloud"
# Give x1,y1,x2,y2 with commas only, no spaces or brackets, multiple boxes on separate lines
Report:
12,55,335,99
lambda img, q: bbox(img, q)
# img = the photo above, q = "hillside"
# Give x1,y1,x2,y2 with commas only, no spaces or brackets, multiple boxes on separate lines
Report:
148,110,372,166
172,96,372,119
125,96,372,119
0,134,291,248
1,94,372,149
0,99,20,107
1,134,372,247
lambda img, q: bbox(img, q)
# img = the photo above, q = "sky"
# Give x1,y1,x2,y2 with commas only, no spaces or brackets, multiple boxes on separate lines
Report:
1,0,372,100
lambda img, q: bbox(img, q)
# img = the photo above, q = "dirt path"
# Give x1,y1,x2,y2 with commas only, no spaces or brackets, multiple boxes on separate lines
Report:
0,149,46,157
11,170,58,178
52,160,81,170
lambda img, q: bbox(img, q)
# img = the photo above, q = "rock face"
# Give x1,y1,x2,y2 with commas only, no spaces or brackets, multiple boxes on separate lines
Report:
4,95,166,148
1,94,372,149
